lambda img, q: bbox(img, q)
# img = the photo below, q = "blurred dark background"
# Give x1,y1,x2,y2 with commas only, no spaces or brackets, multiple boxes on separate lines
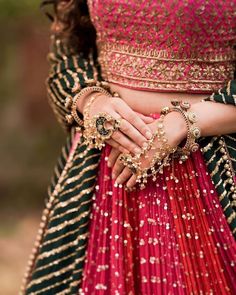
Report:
0,1,65,293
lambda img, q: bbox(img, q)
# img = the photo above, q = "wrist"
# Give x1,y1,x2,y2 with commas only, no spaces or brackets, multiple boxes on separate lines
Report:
163,111,188,146
75,86,112,114
76,91,99,114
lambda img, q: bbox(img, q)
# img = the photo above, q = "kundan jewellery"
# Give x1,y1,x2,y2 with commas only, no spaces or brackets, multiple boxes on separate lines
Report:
162,100,201,162
121,100,201,188
65,85,112,132
120,112,176,189
83,93,121,149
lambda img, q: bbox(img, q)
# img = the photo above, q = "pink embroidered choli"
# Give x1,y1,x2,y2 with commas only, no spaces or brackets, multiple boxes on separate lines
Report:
88,0,236,93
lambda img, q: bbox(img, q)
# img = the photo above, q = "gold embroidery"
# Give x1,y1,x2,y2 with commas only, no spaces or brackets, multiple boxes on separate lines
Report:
98,42,235,93
36,243,86,265
29,276,72,294
42,223,89,248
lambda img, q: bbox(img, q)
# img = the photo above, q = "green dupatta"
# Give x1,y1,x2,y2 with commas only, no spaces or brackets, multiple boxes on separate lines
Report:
22,37,236,295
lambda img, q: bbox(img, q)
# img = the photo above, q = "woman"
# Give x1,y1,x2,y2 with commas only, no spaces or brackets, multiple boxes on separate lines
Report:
22,0,236,294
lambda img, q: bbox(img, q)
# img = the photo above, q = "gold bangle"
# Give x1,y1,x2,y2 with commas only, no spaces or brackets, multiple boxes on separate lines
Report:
161,100,201,162
65,86,112,131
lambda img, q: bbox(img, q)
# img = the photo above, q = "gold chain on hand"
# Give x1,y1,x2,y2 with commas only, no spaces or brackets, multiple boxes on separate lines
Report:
83,92,121,150
120,113,176,189
120,100,201,189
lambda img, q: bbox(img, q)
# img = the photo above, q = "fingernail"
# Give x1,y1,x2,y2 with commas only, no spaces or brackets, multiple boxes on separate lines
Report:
114,182,118,187
143,142,148,148
134,147,142,154
145,131,152,139
107,161,111,167
126,183,132,189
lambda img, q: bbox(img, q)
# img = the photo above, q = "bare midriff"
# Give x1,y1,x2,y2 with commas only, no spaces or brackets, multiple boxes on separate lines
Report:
109,82,208,115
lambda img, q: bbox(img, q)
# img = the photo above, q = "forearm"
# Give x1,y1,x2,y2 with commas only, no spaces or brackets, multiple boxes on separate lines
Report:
47,36,101,132
191,101,236,137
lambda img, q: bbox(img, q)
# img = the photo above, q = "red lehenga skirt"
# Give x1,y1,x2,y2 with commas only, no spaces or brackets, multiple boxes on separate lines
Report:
78,138,236,294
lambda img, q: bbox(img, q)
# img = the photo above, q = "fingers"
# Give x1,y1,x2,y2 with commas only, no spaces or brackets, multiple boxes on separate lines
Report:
112,155,125,180
136,112,155,124
112,130,142,154
119,119,147,148
108,148,121,168
115,167,132,185
108,148,137,189
114,99,153,140
126,174,137,188
106,139,129,154
106,110,142,153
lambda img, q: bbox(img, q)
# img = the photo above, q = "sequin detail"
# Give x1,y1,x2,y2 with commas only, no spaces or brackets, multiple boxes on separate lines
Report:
80,146,236,294
88,0,236,93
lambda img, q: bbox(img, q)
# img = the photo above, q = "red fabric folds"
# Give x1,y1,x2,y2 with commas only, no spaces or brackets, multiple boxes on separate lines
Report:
79,146,236,295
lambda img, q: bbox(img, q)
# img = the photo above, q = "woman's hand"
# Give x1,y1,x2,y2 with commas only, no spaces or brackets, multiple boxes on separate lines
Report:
110,111,187,188
86,93,154,153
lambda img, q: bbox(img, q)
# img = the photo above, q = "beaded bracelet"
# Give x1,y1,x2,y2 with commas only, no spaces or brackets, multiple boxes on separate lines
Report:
83,92,121,149
120,113,176,189
161,100,201,162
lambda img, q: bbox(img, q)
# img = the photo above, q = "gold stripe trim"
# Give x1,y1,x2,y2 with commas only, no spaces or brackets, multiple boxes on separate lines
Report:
41,222,89,248
36,243,86,266
45,194,93,235
227,212,236,224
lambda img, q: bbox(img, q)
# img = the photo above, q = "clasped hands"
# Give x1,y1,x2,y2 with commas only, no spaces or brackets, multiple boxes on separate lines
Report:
84,93,187,189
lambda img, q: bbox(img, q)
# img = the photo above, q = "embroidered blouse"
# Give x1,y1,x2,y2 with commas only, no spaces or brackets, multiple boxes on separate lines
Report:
88,0,236,93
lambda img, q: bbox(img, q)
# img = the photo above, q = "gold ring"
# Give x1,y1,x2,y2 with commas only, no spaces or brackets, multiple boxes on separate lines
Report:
95,113,121,140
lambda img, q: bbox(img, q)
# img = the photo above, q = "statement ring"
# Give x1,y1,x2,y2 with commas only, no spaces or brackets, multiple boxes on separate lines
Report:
95,112,121,140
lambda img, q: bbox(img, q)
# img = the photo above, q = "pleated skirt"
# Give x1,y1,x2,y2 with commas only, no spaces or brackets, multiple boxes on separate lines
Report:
79,144,236,295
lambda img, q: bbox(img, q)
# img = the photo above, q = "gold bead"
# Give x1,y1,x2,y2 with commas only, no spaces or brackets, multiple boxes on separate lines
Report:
29,254,35,260
32,247,38,254
226,171,231,177
232,200,236,206
64,96,73,108
228,178,233,184
38,229,44,235
171,99,179,106
161,107,170,115
72,84,81,93
180,101,191,110
191,127,201,138
224,164,230,169
40,222,46,229
85,78,96,86
188,112,197,123
220,147,225,153
42,209,49,218
66,114,74,124
230,186,235,192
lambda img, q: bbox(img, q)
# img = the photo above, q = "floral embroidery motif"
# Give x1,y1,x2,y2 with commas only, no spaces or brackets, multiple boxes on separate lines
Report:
88,0,236,93
98,42,235,92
